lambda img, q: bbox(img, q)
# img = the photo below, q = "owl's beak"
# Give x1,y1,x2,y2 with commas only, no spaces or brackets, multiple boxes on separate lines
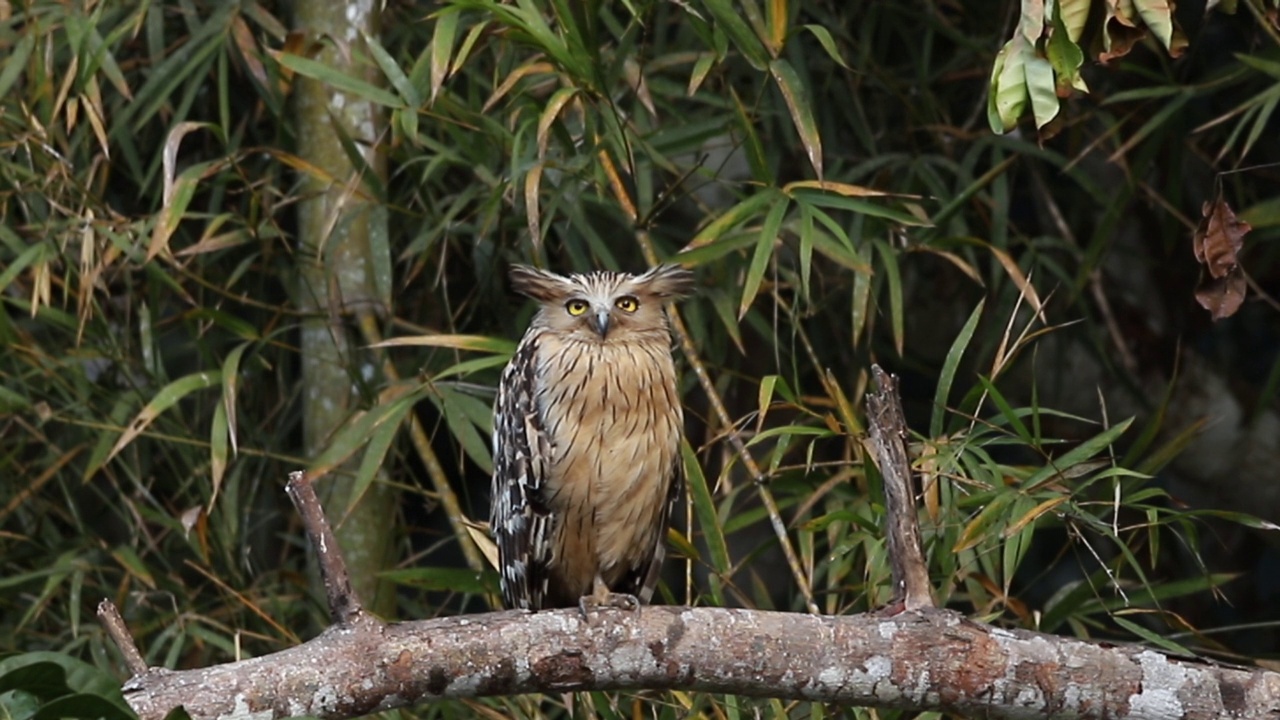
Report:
589,309,611,338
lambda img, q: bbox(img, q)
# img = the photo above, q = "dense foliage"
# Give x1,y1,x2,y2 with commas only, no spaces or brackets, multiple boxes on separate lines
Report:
2,0,1278,717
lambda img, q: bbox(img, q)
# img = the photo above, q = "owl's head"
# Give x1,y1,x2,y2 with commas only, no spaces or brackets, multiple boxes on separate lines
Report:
509,264,695,343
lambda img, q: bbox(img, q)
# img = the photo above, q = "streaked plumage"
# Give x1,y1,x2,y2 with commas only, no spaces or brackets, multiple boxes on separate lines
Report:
490,264,694,610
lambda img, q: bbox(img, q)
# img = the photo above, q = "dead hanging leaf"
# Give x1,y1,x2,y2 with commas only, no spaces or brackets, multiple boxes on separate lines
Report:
1193,196,1250,278
1193,195,1251,320
1195,270,1246,320
1100,0,1147,63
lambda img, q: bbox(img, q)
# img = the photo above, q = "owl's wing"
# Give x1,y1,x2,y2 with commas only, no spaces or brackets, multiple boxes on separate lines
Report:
490,334,554,609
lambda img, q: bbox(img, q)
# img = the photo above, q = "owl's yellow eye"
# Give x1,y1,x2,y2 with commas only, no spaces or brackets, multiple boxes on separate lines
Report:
566,299,589,316
615,296,639,313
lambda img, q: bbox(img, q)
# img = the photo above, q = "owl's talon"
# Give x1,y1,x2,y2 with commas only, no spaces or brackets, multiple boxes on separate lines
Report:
578,592,642,618
606,592,641,611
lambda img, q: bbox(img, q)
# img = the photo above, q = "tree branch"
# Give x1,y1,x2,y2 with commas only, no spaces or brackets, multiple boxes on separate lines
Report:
116,605,1279,720
285,471,368,626
96,600,147,677
867,365,934,611
99,387,1280,720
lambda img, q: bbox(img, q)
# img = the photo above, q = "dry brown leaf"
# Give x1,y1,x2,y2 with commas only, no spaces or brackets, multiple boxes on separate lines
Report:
1193,195,1250,320
1195,267,1246,320
1193,196,1250,279
1100,0,1147,63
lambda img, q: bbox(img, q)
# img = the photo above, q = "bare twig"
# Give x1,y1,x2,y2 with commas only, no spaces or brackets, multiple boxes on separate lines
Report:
867,366,934,611
285,471,370,626
97,600,148,677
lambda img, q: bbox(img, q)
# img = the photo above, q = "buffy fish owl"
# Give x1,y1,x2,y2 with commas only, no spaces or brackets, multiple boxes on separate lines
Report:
490,264,694,610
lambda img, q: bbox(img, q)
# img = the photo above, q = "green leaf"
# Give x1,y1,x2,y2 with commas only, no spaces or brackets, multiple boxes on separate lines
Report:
684,191,776,251
731,86,772,183
0,34,35,100
308,390,421,479
850,239,873,348
990,37,1029,133
105,371,222,465
932,300,984,438
683,439,727,605
1024,55,1059,128
976,375,1034,446
1024,419,1133,491
364,31,421,108
954,492,1013,553
380,567,494,594
1235,52,1280,80
0,662,70,702
1112,614,1193,655
0,653,131,713
870,238,905,356
697,0,769,69
801,25,849,69
429,8,461,102
343,404,406,523
739,196,789,319
788,188,929,227
436,386,494,473
275,51,404,108
1132,0,1174,50
769,58,823,178
1047,1,1088,93
149,159,223,261
33,694,135,720
375,333,516,354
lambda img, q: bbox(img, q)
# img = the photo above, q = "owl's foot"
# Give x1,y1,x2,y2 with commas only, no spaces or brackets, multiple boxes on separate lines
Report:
578,576,642,618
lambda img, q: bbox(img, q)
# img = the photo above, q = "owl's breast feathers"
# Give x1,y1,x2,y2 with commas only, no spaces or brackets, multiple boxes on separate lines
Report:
531,330,683,605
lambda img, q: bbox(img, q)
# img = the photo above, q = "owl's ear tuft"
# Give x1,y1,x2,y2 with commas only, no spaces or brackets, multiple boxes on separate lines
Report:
509,265,571,302
638,264,695,300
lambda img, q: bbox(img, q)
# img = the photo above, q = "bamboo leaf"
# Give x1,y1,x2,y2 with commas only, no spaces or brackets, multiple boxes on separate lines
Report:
429,7,461,103
683,438,727,606
106,372,223,466
681,192,776,252
342,405,407,524
954,493,1012,553
870,238,905,356
370,334,516,354
932,300,985,438
0,34,35,100
1024,419,1134,491
697,0,769,69
273,50,405,108
739,195,789,319
363,31,420,108
765,0,787,56
769,58,823,179
308,390,420,480
976,375,1034,446
801,24,849,69
536,86,579,158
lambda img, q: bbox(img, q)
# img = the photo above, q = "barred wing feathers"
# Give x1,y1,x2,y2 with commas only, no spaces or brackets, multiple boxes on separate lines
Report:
490,332,553,610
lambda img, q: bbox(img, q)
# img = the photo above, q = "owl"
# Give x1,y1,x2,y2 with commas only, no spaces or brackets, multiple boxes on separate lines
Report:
490,264,695,610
